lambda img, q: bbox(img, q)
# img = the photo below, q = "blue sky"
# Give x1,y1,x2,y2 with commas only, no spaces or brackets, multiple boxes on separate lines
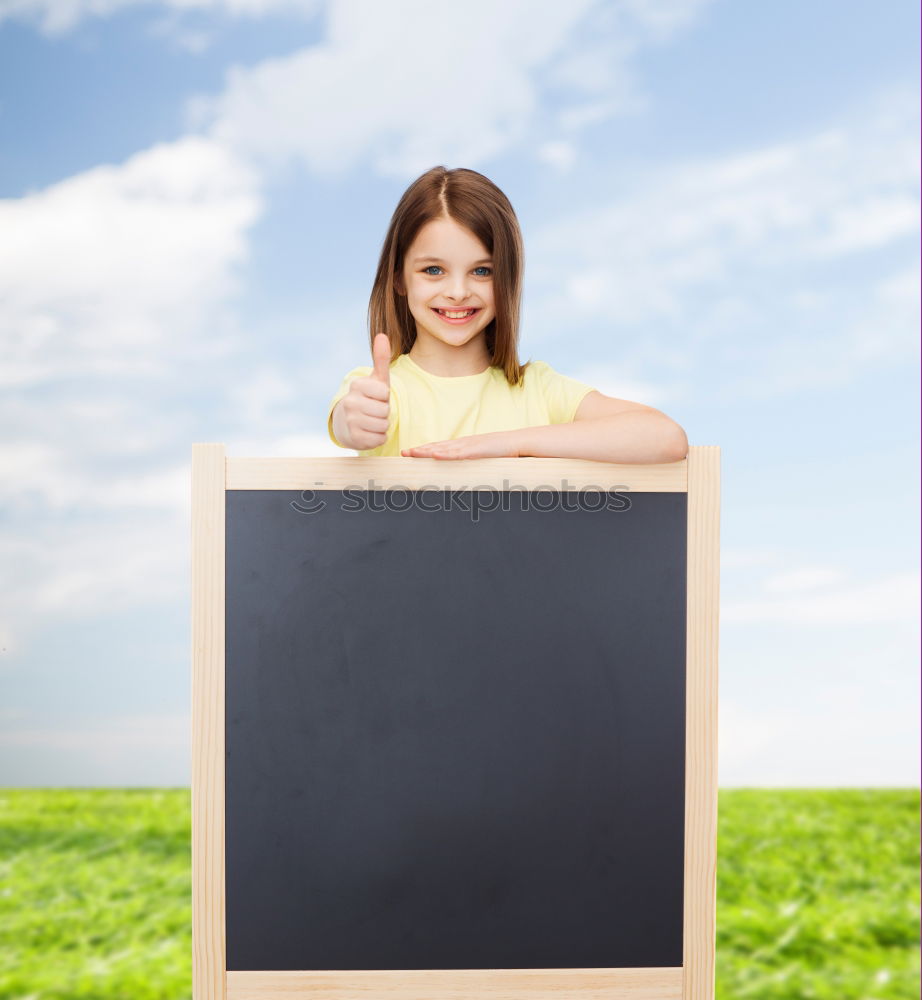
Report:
0,0,918,786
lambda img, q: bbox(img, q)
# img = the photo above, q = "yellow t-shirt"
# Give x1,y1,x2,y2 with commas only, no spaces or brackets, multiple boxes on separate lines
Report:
327,353,596,457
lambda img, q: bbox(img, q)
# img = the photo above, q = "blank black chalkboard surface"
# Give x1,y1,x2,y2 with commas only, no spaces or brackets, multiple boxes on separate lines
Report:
191,446,720,1000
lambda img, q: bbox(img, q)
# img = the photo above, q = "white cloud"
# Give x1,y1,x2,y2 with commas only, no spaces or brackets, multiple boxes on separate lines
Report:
540,107,917,314
0,514,189,621
187,0,711,177
808,193,919,257
228,430,345,456
0,134,268,658
525,88,920,392
229,366,298,427
0,712,191,785
0,126,365,665
0,439,192,515
195,0,594,176
0,134,269,659
4,0,715,185
718,698,795,782
564,362,679,408
722,570,920,626
537,141,579,173
877,263,921,306
619,0,712,39
844,262,921,366
719,689,920,788
0,135,262,387
0,0,321,33
762,567,848,594
557,99,631,131
720,546,787,571
1,0,711,41
0,426,341,652
0,711,188,751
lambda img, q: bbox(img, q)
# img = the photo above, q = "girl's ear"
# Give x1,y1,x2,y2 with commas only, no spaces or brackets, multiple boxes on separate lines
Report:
393,271,405,296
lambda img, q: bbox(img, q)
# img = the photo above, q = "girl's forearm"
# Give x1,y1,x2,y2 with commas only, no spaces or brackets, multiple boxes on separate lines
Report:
513,410,688,464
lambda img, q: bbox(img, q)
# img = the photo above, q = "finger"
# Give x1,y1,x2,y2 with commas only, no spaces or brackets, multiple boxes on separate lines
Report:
357,377,390,403
359,397,390,419
372,333,391,387
357,415,389,434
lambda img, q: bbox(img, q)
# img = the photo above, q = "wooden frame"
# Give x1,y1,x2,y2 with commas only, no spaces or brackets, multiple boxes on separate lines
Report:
192,446,720,1000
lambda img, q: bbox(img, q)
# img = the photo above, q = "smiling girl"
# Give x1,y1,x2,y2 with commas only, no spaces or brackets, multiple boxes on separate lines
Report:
327,166,687,464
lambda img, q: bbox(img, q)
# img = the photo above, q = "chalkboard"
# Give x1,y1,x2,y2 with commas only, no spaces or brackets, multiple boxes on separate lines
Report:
191,450,720,1000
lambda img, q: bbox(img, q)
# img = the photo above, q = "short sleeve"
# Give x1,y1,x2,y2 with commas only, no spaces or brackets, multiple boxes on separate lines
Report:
531,360,596,424
326,365,399,453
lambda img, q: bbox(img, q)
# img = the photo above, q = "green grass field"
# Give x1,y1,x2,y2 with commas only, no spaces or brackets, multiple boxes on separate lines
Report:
0,788,918,999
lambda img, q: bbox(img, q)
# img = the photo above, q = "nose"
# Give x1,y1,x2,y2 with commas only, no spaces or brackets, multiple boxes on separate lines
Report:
445,271,473,303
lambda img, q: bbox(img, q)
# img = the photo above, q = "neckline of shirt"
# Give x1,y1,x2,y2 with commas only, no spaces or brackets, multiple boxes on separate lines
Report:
400,353,495,382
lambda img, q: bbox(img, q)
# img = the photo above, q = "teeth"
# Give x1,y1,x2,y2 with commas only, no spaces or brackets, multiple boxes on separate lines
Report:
438,309,475,318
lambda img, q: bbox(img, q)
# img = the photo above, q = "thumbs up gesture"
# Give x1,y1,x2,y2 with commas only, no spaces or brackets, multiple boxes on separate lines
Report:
333,333,392,450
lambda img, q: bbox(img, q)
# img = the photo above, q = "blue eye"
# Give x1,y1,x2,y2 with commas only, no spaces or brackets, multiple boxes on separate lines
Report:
421,265,492,276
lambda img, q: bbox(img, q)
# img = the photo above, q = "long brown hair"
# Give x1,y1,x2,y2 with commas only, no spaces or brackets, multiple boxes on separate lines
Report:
368,166,530,386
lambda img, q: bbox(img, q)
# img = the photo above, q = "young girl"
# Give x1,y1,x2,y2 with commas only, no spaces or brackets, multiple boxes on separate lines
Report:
328,166,687,464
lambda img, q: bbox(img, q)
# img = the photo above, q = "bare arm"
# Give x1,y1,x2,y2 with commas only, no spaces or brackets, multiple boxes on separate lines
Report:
513,390,687,463
402,390,687,464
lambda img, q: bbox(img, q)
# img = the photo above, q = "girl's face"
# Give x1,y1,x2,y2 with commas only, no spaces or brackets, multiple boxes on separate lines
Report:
397,216,496,354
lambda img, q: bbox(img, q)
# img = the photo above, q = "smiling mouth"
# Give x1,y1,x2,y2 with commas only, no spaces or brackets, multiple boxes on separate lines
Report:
432,308,479,319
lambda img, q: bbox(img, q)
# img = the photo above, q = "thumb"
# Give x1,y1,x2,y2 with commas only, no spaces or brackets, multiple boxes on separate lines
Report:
372,332,391,387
